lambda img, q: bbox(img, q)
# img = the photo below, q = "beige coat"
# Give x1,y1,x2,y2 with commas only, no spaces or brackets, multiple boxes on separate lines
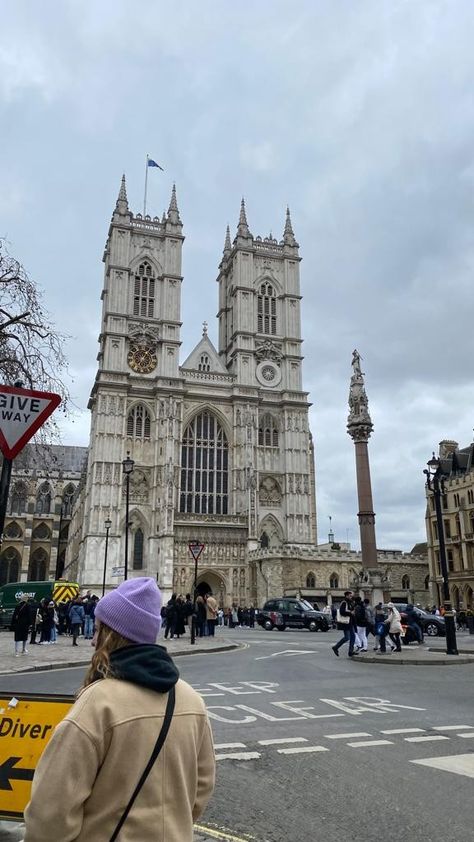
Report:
388,606,403,634
206,595,218,621
23,677,215,842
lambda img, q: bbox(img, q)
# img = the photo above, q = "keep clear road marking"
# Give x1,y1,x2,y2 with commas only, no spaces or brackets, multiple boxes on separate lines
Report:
277,746,329,755
255,650,315,660
347,740,394,748
405,735,450,743
258,737,307,745
215,751,261,761
326,732,372,740
411,754,474,779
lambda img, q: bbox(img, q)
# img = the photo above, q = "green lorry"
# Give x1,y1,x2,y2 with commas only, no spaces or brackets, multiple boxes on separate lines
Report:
0,580,80,627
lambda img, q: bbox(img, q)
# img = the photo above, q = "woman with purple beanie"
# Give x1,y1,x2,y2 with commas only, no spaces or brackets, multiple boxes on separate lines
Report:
24,577,215,842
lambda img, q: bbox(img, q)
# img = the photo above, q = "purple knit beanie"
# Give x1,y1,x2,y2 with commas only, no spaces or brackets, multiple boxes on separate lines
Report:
95,577,162,644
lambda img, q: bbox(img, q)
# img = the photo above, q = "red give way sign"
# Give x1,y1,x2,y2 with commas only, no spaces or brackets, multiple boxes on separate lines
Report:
0,385,61,459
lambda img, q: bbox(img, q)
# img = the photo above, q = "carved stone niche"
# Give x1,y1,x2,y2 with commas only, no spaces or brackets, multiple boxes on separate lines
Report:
128,322,160,345
259,476,282,506
255,339,283,363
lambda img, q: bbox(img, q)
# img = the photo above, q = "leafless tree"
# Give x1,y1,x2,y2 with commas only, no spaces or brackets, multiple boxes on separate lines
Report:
0,237,71,441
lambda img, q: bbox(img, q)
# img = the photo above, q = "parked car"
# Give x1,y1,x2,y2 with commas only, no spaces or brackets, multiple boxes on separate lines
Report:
383,604,446,639
257,598,329,632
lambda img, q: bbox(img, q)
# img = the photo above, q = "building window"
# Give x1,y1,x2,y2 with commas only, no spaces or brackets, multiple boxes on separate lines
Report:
0,547,21,585
28,547,48,580
442,494,448,510
179,411,229,515
133,528,144,570
127,405,151,440
329,573,339,589
4,522,22,540
10,482,28,515
444,520,451,539
402,574,410,590
62,484,75,517
260,532,269,549
447,551,454,572
257,282,277,335
424,574,430,590
133,261,155,317
32,522,51,541
258,413,279,447
306,572,316,588
468,490,474,505
198,354,210,372
35,483,52,515
454,493,460,507
432,521,438,541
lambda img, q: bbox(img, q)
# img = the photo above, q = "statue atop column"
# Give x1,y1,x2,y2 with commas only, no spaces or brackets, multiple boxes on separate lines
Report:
347,348,373,440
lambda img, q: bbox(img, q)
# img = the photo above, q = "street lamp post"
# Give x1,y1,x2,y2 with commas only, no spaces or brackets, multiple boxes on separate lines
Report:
424,454,458,655
102,517,112,597
122,453,135,581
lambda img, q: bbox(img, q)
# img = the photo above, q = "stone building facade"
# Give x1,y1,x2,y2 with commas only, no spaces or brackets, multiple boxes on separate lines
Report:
0,444,87,585
425,439,474,609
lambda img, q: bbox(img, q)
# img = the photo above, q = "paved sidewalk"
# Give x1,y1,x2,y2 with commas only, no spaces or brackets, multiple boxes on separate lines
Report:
352,631,474,665
0,631,240,675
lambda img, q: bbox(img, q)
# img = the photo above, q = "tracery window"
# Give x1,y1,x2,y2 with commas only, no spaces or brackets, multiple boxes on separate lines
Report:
127,405,151,440
329,573,339,589
198,354,210,372
133,261,155,317
179,411,228,515
28,547,48,581
306,572,316,588
35,483,52,515
258,413,279,447
10,482,27,515
4,522,22,540
402,574,410,590
257,282,277,335
32,522,51,541
62,484,75,517
133,528,144,570
0,547,20,585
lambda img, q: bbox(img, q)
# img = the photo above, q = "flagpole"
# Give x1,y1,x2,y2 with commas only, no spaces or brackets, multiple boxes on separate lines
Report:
143,154,149,216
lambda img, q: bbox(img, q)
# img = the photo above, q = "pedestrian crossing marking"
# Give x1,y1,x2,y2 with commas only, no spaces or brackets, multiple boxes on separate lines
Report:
214,743,246,750
405,735,449,743
381,728,425,735
347,740,394,747
326,732,372,739
411,753,474,779
277,745,328,755
258,737,307,745
432,724,473,731
215,751,260,761
458,732,474,739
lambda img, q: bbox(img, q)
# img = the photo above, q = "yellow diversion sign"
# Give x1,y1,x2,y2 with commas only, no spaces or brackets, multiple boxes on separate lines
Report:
0,693,73,820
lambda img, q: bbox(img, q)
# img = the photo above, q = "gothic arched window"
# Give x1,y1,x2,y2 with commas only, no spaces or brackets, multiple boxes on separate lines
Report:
35,483,52,515
198,354,210,372
424,574,430,590
62,484,75,517
127,405,151,440
258,413,279,447
257,282,277,335
32,522,51,541
4,522,22,540
28,547,48,581
133,528,144,570
10,482,27,515
306,572,316,588
0,547,21,585
329,573,339,589
402,574,410,590
260,532,269,549
179,411,228,515
133,261,155,317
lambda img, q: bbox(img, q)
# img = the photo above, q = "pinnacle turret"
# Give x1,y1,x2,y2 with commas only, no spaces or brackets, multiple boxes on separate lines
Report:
223,224,232,255
167,183,181,225
283,206,297,246
236,197,252,238
115,174,129,214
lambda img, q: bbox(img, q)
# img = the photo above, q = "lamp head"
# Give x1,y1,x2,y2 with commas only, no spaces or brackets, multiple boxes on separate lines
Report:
122,452,135,475
104,517,112,529
427,452,440,476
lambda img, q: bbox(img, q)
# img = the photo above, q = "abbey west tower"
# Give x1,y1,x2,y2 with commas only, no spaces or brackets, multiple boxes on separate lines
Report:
69,179,317,605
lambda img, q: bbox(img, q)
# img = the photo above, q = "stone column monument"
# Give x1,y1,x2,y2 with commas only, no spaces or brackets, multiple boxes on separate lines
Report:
347,351,384,603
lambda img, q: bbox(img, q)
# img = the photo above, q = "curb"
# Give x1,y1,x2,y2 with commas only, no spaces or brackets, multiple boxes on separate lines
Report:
353,654,474,665
0,643,242,676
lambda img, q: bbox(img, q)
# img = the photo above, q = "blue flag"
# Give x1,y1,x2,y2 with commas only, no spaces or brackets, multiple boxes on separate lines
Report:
148,158,164,170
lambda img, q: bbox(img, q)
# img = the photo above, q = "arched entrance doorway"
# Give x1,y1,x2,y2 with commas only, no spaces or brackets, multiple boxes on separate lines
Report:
196,571,226,606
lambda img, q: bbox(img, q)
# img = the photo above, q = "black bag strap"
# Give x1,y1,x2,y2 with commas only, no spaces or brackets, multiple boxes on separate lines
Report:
109,684,176,842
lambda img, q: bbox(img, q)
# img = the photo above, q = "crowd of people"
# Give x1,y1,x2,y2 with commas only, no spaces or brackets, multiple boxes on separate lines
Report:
10,591,100,656
160,595,258,639
330,590,424,657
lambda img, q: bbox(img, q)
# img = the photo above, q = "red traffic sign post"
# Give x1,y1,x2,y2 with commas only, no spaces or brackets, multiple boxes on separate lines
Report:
0,385,61,543
188,542,205,646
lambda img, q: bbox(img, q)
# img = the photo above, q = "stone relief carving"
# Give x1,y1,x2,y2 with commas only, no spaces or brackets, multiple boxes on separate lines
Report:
128,322,160,346
259,476,282,505
254,339,283,363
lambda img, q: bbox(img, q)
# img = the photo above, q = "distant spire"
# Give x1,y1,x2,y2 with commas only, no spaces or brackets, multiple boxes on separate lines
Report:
223,224,231,255
202,320,208,337
115,174,129,214
283,206,296,246
236,197,251,238
167,183,181,225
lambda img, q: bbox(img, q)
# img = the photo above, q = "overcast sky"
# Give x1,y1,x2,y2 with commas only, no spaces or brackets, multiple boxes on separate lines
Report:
2,0,474,551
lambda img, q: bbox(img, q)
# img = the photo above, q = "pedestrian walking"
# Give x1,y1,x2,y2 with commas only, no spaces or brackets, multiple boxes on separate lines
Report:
205,593,218,637
28,596,40,645
354,596,368,652
164,594,178,639
83,598,95,639
39,598,54,645
387,602,403,651
23,577,215,842
331,591,356,657
49,601,58,643
196,594,207,637
11,595,30,656
405,604,424,644
69,597,85,646
374,602,391,653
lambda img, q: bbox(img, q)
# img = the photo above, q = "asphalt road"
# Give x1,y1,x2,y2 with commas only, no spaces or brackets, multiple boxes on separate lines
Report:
1,627,473,842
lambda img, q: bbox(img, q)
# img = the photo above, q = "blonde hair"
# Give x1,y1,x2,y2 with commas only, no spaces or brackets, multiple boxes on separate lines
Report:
82,622,132,689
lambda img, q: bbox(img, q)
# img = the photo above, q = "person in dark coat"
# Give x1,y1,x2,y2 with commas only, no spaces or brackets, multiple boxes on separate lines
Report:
11,595,30,656
28,597,40,645
39,599,54,644
196,595,207,637
331,591,356,657
164,593,178,639
175,596,186,638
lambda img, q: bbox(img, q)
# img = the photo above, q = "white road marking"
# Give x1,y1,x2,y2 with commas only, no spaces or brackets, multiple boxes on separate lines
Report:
277,745,329,755
405,735,450,743
258,737,308,745
432,725,473,731
411,754,474,779
458,732,474,739
381,728,425,735
255,650,315,660
347,740,394,747
214,743,247,749
215,751,261,761
326,732,372,739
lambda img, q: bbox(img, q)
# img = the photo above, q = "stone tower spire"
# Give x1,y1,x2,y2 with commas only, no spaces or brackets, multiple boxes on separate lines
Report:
167,183,181,226
283,206,297,246
347,350,378,571
236,197,251,239
223,224,232,255
115,174,129,215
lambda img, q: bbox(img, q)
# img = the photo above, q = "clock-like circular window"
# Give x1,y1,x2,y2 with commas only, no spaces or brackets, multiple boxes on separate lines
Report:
127,344,157,374
256,360,281,388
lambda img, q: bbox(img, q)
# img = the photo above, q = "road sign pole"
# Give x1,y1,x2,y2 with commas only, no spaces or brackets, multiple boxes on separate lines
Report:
188,541,205,646
0,457,13,544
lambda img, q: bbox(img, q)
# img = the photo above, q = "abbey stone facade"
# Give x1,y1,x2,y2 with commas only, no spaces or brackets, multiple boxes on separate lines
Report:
66,178,319,606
